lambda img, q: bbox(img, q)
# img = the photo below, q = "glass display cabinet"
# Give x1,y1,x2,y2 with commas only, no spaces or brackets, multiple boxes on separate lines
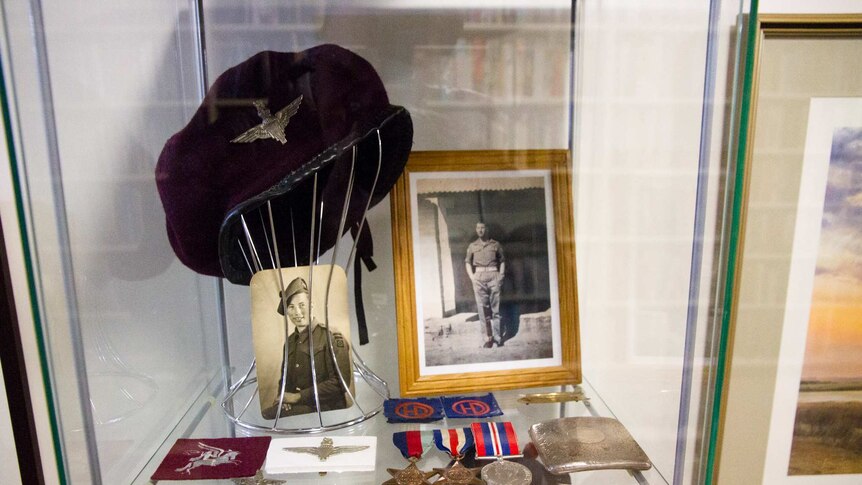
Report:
0,0,760,483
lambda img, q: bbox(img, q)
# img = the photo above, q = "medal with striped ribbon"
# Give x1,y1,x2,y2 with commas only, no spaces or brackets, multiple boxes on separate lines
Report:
384,431,437,485
471,421,522,458
432,428,482,485
470,422,531,485
432,428,474,459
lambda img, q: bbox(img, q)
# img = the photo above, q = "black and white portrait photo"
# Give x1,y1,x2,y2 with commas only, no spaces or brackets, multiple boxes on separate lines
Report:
250,265,354,419
410,170,563,375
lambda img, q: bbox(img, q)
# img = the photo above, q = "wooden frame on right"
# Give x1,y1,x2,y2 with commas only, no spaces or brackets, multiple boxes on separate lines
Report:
390,150,580,396
717,14,862,484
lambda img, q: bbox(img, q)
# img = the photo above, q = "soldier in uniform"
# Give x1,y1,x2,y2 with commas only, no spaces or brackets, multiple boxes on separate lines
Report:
262,277,352,419
464,222,506,348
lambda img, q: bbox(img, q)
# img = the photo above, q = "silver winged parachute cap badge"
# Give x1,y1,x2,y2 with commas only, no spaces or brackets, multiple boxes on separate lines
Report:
231,95,303,145
282,437,369,461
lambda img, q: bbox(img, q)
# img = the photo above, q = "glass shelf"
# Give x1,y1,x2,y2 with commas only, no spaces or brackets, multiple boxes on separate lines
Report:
136,374,665,484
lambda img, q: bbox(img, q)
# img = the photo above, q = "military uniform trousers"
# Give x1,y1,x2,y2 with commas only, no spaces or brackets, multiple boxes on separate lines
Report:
471,269,502,342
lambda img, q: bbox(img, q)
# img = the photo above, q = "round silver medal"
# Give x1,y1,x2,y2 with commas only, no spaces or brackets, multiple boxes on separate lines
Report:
480,460,532,485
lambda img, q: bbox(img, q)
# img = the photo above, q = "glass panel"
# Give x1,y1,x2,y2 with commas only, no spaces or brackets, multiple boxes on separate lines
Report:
203,0,576,441
2,1,225,483
203,1,572,152
564,1,747,482
0,0,751,482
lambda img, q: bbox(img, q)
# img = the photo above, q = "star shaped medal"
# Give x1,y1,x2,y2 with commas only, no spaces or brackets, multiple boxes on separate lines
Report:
232,469,285,485
432,460,483,485
384,430,437,485
471,422,531,485
431,428,482,485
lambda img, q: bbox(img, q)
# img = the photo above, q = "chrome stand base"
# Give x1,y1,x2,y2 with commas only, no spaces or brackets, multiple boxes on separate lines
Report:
220,354,389,434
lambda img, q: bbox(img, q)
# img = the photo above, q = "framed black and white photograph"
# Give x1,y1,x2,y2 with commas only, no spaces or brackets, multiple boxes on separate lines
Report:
391,150,580,395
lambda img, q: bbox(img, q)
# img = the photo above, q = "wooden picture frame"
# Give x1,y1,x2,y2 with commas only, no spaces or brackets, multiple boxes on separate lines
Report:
390,150,580,396
717,14,862,484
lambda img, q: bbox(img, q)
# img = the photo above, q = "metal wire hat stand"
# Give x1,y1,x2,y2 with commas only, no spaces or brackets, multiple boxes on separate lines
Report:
220,131,390,433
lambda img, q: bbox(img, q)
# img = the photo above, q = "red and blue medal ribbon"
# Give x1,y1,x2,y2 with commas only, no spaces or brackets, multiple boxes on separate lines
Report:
470,422,522,459
432,428,474,458
392,430,435,460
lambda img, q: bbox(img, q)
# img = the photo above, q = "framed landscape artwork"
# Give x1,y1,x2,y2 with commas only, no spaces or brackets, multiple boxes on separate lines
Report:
764,100,862,480
718,15,862,484
390,150,580,396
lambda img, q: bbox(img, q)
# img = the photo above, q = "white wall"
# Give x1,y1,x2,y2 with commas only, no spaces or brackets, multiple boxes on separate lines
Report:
758,0,862,14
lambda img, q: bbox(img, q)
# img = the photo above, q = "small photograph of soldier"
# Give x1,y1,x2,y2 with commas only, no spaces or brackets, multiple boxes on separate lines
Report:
250,266,354,420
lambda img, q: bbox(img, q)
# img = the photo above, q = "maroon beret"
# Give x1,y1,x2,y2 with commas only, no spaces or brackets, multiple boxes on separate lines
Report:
156,45,412,283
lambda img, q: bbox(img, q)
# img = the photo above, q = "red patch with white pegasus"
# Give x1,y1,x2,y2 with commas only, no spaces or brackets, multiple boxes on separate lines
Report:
151,437,271,480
